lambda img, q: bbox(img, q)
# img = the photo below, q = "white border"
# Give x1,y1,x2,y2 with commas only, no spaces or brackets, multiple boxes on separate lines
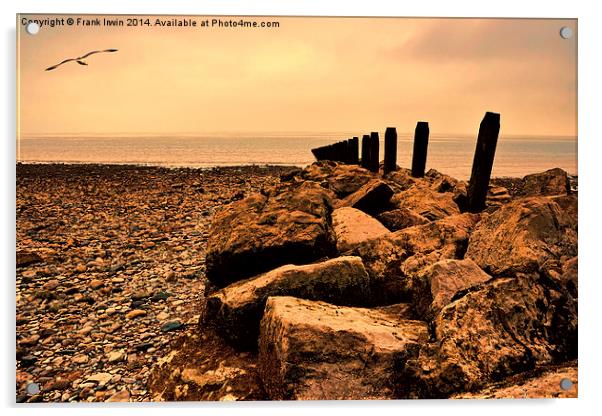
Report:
3,1,601,415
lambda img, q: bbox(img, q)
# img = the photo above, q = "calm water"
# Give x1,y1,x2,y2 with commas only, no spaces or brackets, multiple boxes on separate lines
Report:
17,133,577,180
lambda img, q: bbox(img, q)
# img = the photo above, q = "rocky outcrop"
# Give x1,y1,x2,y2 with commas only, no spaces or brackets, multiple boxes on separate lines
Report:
205,181,337,287
17,250,43,268
410,258,491,319
408,273,577,397
522,168,570,196
204,257,370,350
335,179,394,215
258,296,429,400
391,185,460,221
350,213,480,305
332,207,390,252
376,207,429,231
466,197,577,277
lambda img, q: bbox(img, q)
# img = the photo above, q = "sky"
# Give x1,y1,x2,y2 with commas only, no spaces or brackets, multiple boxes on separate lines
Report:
17,16,577,136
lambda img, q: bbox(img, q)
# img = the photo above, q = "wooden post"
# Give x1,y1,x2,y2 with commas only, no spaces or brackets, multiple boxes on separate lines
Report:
369,132,380,173
361,134,370,169
467,112,501,213
384,127,397,175
350,137,359,164
411,122,430,177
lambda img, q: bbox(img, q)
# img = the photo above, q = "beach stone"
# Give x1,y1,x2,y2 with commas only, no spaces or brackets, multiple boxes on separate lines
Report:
409,273,577,397
258,296,429,400
452,361,578,399
376,207,429,231
385,168,420,191
410,258,491,319
107,350,126,363
206,180,336,287
42,279,60,291
350,213,480,305
89,279,104,290
204,256,370,350
332,207,390,252
161,320,185,332
126,309,147,319
466,197,577,276
391,185,460,221
105,389,131,402
301,162,374,198
86,372,113,387
17,250,43,267
522,168,570,196
335,179,394,215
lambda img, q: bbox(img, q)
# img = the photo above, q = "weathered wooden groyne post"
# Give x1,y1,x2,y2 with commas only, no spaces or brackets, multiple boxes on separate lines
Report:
411,122,430,177
369,132,380,173
467,112,501,212
361,135,371,169
383,127,397,175
350,137,359,164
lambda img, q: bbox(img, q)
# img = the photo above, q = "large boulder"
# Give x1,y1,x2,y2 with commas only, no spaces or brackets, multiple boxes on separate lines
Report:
522,168,570,196
204,256,371,350
335,179,394,215
205,181,337,287
410,258,491,319
466,197,577,277
376,207,429,231
350,213,480,305
258,296,429,400
408,273,577,397
301,162,374,198
332,207,390,252
391,185,460,221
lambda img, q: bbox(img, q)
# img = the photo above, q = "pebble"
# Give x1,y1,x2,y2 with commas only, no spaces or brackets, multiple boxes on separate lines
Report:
17,164,286,402
161,320,184,332
107,350,126,363
106,389,131,402
125,309,147,319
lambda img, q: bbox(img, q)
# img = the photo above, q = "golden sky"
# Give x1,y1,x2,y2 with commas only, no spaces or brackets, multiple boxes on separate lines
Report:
17,16,577,136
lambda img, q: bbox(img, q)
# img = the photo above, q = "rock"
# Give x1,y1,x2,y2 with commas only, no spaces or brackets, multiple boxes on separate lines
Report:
350,213,480,305
411,259,491,319
332,207,390,252
106,389,131,402
89,279,104,290
385,168,420,191
107,350,126,363
17,250,43,267
20,355,37,367
72,354,89,364
301,162,374,198
156,311,169,321
335,179,394,215
161,320,185,332
560,256,578,297
452,361,578,399
75,264,87,273
466,197,577,276
408,274,577,397
549,194,577,230
204,256,371,350
42,279,60,291
86,372,113,387
376,207,429,231
258,296,429,400
206,180,337,287
391,185,460,221
125,309,147,319
522,168,570,196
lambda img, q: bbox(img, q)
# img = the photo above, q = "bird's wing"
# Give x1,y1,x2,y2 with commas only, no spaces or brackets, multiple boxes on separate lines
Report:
45,58,77,71
79,49,118,59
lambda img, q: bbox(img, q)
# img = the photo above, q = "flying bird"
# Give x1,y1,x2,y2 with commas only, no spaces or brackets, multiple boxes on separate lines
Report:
45,49,118,71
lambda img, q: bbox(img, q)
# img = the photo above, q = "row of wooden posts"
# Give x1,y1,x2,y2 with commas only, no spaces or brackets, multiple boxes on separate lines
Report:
310,111,501,213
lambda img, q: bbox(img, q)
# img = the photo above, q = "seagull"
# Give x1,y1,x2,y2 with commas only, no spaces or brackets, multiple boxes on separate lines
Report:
45,49,118,71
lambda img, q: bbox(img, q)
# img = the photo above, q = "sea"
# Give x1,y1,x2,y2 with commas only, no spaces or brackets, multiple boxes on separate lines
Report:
17,132,577,180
